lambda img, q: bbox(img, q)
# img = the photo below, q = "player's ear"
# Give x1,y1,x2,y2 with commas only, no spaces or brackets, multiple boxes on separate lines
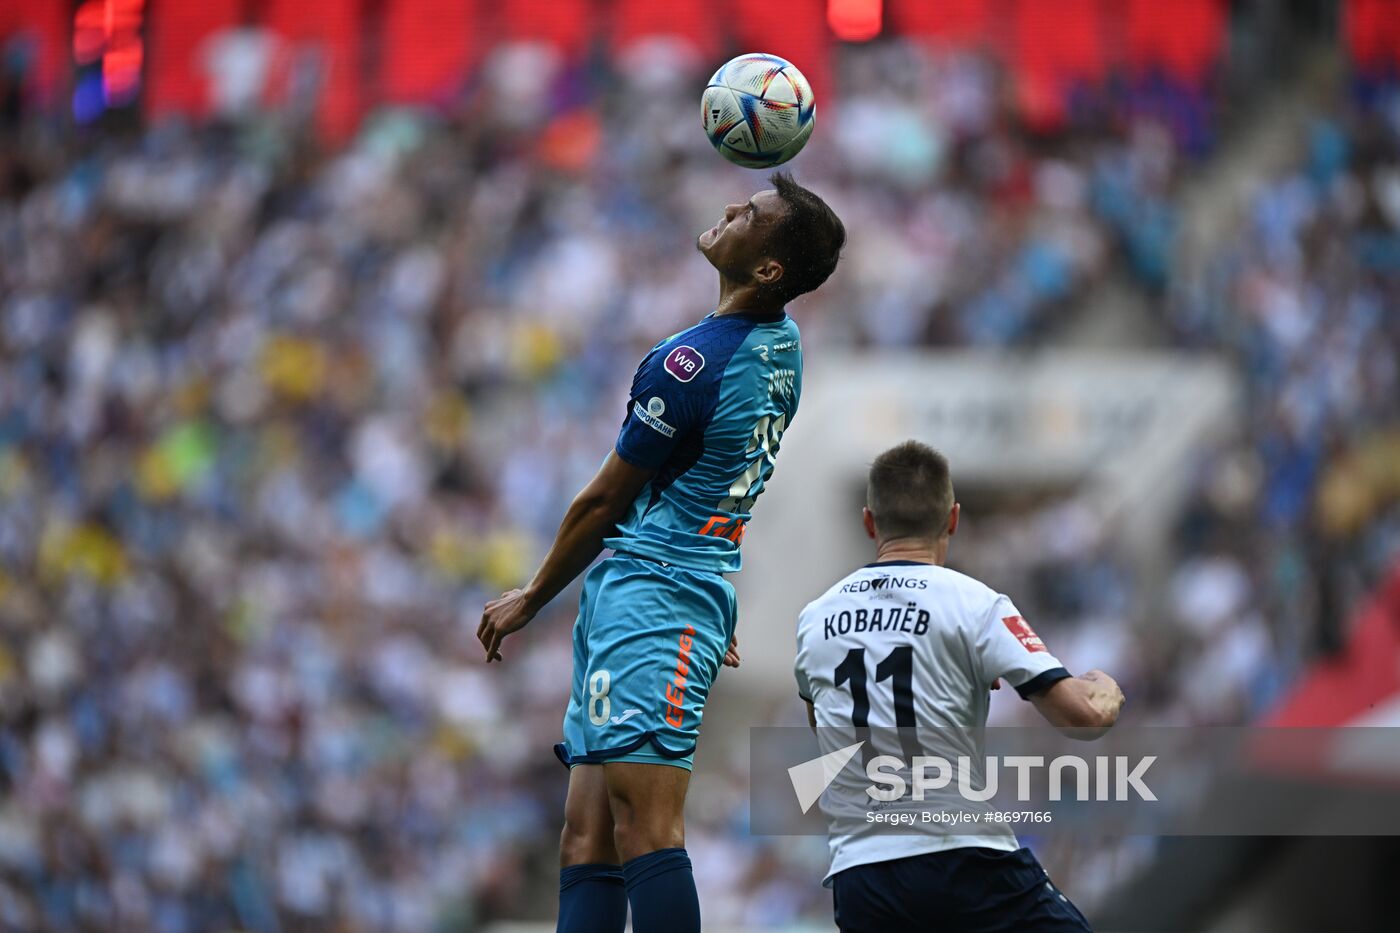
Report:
753,258,783,287
946,502,960,538
862,507,878,540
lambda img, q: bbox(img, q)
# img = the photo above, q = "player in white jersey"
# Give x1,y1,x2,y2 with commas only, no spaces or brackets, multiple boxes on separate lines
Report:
794,441,1125,933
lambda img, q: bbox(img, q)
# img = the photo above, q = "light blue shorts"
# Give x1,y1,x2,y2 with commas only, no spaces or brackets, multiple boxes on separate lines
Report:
554,554,736,771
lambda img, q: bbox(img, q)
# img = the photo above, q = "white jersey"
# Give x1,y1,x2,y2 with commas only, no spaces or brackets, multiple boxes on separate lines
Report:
794,560,1069,883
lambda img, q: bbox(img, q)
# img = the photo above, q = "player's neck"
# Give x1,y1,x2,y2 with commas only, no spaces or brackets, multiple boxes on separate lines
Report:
873,539,943,566
714,280,784,319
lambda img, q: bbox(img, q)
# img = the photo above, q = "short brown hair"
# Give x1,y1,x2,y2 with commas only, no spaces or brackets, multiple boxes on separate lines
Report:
867,441,954,540
764,171,845,304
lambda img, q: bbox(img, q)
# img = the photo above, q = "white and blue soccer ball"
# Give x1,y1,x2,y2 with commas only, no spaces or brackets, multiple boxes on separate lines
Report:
702,53,815,169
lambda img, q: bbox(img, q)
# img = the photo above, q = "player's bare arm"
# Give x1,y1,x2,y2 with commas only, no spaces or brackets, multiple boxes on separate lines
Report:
1028,668,1125,738
476,452,745,665
477,452,653,662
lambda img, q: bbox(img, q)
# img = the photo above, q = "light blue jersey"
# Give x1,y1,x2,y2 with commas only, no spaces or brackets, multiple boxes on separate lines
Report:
555,311,802,770
606,311,803,573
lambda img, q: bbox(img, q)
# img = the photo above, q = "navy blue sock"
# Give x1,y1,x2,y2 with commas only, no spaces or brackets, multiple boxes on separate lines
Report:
622,847,700,933
558,863,626,933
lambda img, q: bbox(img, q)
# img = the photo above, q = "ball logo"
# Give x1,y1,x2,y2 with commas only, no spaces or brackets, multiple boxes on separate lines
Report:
647,397,666,417
1002,615,1046,653
664,346,706,383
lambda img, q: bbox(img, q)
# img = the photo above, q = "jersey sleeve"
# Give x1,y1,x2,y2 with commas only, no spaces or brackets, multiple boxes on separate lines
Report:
614,345,714,470
794,607,814,702
972,595,1071,700
795,664,814,703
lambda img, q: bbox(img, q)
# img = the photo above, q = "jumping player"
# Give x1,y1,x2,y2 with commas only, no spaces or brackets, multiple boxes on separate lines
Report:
477,173,845,933
794,441,1126,932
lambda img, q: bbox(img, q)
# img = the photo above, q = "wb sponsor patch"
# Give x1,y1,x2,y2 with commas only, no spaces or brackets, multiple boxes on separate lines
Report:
632,400,676,438
664,345,705,382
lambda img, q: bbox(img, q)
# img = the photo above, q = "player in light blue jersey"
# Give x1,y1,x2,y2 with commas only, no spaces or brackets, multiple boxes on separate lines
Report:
478,173,844,933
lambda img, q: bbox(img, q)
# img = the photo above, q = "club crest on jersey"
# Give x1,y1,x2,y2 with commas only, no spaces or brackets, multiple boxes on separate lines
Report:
632,400,676,438
664,345,705,382
1002,615,1046,653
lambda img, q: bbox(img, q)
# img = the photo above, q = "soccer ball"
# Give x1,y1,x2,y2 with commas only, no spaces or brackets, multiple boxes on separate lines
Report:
702,53,815,169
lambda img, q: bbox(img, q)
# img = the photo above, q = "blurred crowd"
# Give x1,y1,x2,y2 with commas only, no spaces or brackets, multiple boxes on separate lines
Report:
928,84,1400,737
0,34,1396,931
1117,99,1400,730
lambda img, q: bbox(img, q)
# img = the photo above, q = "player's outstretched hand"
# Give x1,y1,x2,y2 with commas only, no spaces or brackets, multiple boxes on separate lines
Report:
478,588,536,663
1080,669,1126,714
723,634,740,668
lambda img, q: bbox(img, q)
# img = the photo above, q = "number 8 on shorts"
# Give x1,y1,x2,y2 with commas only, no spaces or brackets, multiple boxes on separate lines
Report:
587,669,611,725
